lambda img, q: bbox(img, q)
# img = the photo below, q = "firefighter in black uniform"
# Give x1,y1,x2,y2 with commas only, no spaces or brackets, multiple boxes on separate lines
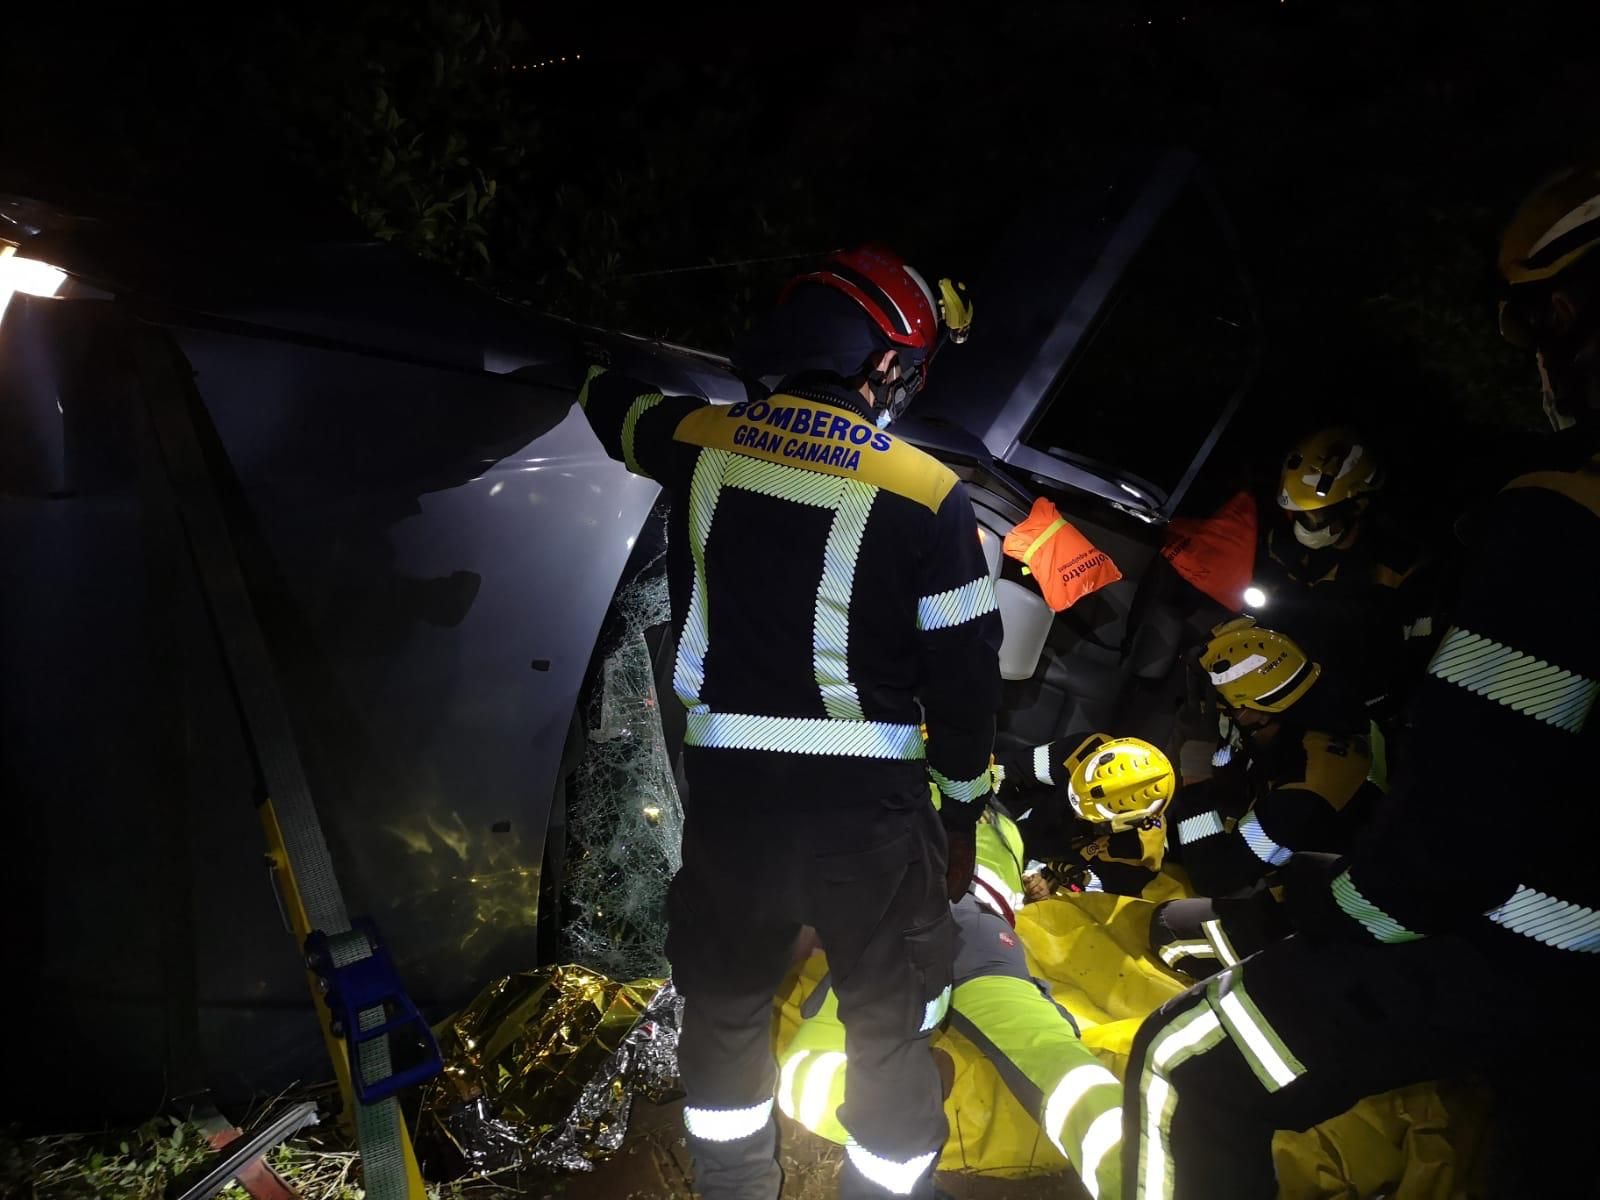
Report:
1120,162,1600,1200
1255,428,1442,723
1150,618,1380,979
994,732,1176,899
580,246,998,1200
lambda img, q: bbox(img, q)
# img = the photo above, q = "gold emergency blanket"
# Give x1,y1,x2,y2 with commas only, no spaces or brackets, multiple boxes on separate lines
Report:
422,965,682,1172
774,881,1489,1197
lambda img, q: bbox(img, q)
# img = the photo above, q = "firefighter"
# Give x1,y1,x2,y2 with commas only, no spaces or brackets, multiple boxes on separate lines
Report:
1254,428,1441,723
778,771,1154,1199
1120,163,1600,1200
1150,617,1380,979
994,733,1176,899
579,246,997,1200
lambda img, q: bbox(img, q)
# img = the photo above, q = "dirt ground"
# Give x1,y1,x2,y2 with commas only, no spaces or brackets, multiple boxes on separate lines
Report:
532,1097,1087,1200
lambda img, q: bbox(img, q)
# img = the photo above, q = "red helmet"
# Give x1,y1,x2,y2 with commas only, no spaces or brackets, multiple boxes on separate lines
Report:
780,245,942,359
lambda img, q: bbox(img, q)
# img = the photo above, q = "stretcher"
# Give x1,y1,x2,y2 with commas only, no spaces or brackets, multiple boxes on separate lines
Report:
773,874,1489,1198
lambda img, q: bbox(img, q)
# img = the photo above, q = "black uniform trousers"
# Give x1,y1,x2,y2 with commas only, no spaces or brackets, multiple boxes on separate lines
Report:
1148,890,1292,980
667,748,954,1200
1121,930,1600,1200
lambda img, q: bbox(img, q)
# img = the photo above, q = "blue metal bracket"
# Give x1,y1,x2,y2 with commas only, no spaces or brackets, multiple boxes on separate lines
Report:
305,920,443,1105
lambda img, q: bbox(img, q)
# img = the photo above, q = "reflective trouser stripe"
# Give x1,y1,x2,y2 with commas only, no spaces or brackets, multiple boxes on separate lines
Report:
1136,1003,1227,1200
951,974,1123,1198
775,1046,850,1143
1079,1108,1124,1200
1207,974,1306,1093
1157,939,1213,969
1200,918,1241,967
684,712,926,759
919,985,952,1033
683,1098,774,1142
844,1143,938,1195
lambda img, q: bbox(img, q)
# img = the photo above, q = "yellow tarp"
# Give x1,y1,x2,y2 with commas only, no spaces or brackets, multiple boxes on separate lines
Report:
773,876,1489,1197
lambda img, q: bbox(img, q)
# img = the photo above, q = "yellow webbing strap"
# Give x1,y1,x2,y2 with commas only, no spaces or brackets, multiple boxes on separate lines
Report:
262,801,427,1197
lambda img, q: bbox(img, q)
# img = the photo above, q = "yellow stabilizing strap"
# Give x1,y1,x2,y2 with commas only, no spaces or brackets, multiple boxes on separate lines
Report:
673,396,958,513
262,802,428,1196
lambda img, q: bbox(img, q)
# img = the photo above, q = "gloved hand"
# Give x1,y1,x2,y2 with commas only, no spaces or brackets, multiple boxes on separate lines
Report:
1278,852,1347,942
944,827,977,902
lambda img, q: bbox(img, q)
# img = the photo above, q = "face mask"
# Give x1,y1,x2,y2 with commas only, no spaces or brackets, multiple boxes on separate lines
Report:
1538,350,1581,431
1292,519,1344,549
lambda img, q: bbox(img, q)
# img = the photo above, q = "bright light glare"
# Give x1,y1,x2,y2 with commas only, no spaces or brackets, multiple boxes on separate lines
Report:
1243,585,1268,609
0,253,68,327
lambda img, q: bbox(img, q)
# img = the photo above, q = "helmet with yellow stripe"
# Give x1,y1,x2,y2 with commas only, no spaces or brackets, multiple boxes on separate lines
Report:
1201,617,1320,714
1064,734,1175,832
1277,427,1383,549
1498,160,1600,430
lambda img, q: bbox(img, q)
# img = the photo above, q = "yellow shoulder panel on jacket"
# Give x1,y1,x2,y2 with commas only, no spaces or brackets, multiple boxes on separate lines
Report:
672,395,958,513
1502,453,1600,519
1281,731,1372,812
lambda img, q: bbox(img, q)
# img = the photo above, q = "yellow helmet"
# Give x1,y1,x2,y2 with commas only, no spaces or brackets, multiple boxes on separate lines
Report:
1278,428,1383,514
1064,734,1175,832
1201,617,1320,714
1277,428,1383,548
1499,161,1600,288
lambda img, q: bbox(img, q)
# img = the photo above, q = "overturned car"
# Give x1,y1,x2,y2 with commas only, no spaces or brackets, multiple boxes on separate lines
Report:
0,148,1255,1121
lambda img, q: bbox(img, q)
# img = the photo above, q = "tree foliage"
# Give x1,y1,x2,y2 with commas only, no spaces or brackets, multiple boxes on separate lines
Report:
264,2,535,278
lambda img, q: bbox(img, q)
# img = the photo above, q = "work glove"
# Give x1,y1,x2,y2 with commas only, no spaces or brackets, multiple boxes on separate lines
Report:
944,827,977,903
1278,851,1348,942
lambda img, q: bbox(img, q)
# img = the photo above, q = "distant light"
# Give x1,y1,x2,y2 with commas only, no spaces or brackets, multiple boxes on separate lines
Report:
1243,585,1268,609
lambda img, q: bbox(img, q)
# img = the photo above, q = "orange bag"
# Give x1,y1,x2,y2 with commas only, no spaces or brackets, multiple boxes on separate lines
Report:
1003,497,1123,611
1160,490,1258,610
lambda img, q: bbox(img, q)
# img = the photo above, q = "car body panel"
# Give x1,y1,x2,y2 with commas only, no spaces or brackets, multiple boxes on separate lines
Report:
0,293,661,1117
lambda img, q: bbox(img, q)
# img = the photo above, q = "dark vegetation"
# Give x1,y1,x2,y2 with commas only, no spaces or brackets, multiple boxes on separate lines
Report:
3,2,1597,492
